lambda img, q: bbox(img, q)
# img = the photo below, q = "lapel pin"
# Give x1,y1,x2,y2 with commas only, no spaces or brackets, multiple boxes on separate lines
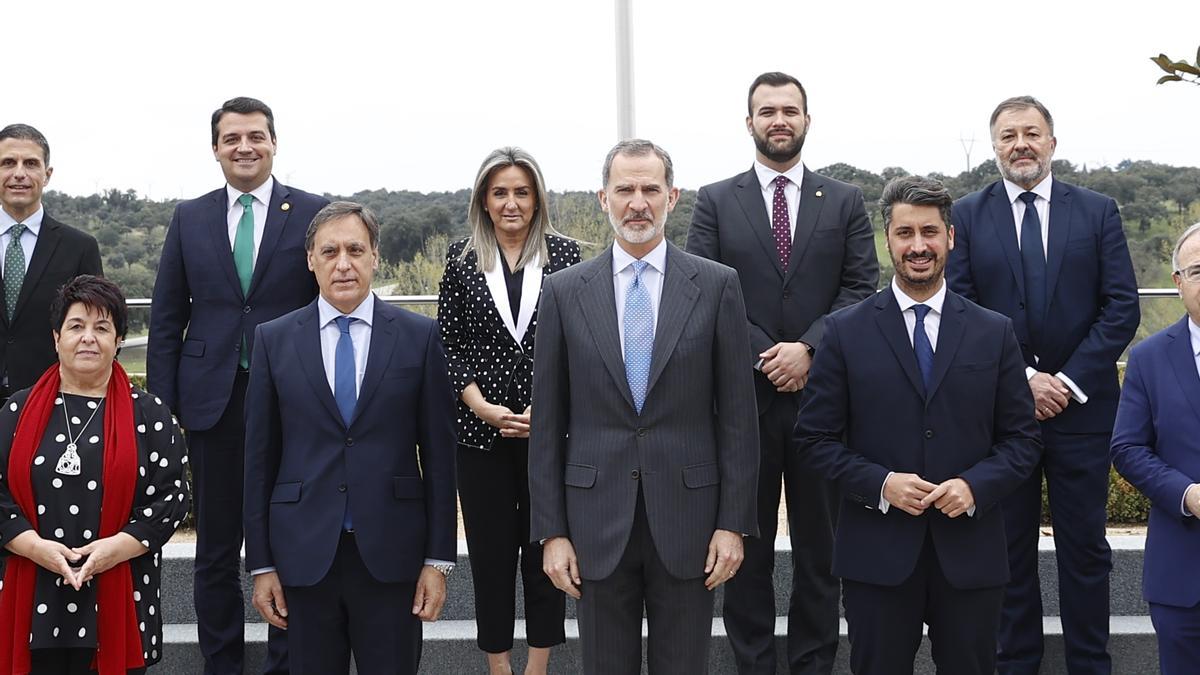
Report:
281,202,291,211
815,190,823,198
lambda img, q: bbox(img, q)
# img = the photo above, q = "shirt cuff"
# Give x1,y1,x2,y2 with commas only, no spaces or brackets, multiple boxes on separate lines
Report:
967,505,977,517
251,566,276,576
1183,484,1198,517
1054,372,1088,404
424,559,455,568
878,471,894,513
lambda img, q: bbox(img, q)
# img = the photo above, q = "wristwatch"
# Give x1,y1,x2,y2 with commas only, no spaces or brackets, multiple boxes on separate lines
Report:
430,562,454,578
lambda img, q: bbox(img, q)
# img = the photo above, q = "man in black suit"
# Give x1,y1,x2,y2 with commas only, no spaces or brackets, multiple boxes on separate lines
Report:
796,175,1042,674
686,72,878,674
147,98,328,675
0,123,102,399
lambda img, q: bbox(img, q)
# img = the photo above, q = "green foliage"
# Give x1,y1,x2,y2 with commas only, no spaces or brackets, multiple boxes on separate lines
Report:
1152,47,1200,86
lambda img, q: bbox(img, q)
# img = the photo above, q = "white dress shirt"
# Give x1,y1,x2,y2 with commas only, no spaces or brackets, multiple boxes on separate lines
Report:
1002,174,1088,404
225,176,274,266
0,205,43,276
612,238,667,350
1182,318,1200,517
753,160,805,239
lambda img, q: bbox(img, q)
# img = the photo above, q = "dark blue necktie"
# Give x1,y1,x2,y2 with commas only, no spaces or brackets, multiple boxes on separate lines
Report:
334,316,356,530
1019,191,1046,348
912,304,934,393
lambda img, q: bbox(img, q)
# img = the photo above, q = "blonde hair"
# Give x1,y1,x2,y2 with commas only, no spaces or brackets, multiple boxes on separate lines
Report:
463,147,565,273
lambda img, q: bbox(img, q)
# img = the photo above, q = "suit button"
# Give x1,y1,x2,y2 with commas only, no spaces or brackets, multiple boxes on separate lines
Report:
338,484,347,492
782,291,791,300
1019,302,1025,310
924,429,934,439
345,437,354,446
636,428,647,437
243,305,251,314
631,470,640,480
5,337,12,344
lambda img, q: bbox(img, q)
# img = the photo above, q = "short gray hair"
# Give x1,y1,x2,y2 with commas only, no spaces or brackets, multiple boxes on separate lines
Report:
1173,222,1200,272
879,175,953,232
305,201,380,251
989,95,1055,137
602,139,674,188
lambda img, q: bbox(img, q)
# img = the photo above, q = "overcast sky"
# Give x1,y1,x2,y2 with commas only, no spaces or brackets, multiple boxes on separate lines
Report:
14,1,1200,198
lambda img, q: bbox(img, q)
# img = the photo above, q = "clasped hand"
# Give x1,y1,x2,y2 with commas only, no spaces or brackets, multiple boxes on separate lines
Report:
882,474,975,518
760,342,812,393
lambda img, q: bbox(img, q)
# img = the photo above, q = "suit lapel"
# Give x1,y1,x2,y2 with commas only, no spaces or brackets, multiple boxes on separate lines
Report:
783,168,825,284
248,181,293,298
1166,317,1200,423
1044,180,1074,307
645,244,700,398
873,290,925,398
208,189,245,300
353,298,396,426
986,182,1025,298
577,247,636,411
294,302,344,425
924,292,967,401
732,168,784,279
12,217,62,322
482,248,521,344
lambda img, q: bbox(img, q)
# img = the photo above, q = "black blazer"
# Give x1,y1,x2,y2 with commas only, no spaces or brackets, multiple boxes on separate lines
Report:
437,234,580,450
0,214,102,391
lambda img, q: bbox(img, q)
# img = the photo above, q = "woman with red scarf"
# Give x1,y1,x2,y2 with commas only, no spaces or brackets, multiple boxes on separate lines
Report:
0,275,189,674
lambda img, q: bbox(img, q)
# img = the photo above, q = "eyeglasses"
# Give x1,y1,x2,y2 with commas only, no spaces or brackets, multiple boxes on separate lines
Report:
1176,265,1200,284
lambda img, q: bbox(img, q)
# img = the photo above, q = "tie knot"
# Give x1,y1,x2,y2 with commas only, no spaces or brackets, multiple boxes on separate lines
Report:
238,193,254,208
1018,191,1038,206
335,316,354,334
9,223,25,238
912,304,931,322
630,260,648,278
774,175,790,189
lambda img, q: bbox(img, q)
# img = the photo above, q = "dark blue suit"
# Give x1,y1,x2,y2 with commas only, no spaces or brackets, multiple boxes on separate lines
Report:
1111,316,1200,674
796,287,1041,674
243,297,457,672
948,178,1140,674
147,180,327,674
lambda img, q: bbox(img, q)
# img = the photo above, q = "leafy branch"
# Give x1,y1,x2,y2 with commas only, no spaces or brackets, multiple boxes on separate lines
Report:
1151,46,1200,86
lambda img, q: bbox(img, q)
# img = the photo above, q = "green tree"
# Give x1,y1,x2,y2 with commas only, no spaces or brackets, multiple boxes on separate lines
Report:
1152,47,1200,86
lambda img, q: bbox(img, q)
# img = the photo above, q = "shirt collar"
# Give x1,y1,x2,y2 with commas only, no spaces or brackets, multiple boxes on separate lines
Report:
226,175,276,211
318,291,375,329
0,205,44,236
612,237,668,277
891,276,947,316
1003,173,1053,205
753,160,805,193
1188,317,1200,358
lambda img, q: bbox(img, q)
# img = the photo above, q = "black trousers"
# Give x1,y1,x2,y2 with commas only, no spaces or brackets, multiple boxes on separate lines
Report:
576,489,714,675
725,396,840,675
997,428,1112,675
457,439,565,653
29,648,146,675
842,534,1005,675
284,533,421,675
189,371,287,675
1150,600,1200,675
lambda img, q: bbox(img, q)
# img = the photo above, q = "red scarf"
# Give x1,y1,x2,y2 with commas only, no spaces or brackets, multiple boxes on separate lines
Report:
0,363,145,674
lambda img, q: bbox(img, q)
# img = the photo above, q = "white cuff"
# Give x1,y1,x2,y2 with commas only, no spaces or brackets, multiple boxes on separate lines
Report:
1054,372,1088,404
251,566,276,576
878,471,894,513
1183,484,1198,518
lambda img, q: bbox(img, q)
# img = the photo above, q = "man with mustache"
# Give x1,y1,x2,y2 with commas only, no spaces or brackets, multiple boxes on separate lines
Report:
686,72,878,674
530,139,759,673
796,175,1041,675
947,96,1140,675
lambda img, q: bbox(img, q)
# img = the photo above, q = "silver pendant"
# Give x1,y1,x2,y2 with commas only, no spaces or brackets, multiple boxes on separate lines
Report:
55,444,81,476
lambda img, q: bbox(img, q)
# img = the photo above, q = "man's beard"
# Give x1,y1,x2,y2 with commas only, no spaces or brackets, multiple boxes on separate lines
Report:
754,128,806,164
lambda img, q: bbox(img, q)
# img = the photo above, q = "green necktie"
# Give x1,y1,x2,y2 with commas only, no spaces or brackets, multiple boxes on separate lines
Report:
4,223,26,323
233,194,255,368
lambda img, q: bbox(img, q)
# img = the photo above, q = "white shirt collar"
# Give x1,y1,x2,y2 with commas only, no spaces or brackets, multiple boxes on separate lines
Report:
1188,317,1200,359
753,160,805,193
318,291,375,329
1003,173,1053,205
612,237,668,277
226,175,275,210
891,276,947,316
0,204,44,235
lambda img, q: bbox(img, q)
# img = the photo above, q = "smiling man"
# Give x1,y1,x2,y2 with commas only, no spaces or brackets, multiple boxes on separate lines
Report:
0,124,102,400
686,72,878,675
530,139,759,674
947,96,1140,675
147,97,328,675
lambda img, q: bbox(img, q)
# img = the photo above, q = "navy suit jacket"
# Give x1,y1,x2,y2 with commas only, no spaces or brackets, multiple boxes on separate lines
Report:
147,181,327,430
947,179,1139,433
242,297,458,587
795,288,1041,589
1111,316,1200,608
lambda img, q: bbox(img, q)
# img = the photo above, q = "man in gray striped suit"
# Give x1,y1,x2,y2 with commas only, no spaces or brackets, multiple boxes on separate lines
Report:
530,139,760,674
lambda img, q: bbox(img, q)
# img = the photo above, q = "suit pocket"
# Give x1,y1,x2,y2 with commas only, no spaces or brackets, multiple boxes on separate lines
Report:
564,463,597,488
394,476,425,499
949,360,995,373
811,227,841,238
682,462,720,488
270,481,301,503
385,367,421,380
182,339,205,358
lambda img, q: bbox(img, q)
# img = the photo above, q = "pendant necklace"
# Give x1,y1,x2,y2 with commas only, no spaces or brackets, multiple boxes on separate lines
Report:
56,394,103,476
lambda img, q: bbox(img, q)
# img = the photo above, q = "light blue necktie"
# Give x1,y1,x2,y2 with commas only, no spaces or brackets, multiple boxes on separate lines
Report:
912,304,934,394
334,316,357,530
623,261,653,414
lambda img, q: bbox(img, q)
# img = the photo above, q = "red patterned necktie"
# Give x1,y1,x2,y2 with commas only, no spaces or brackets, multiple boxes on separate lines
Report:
771,175,792,267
